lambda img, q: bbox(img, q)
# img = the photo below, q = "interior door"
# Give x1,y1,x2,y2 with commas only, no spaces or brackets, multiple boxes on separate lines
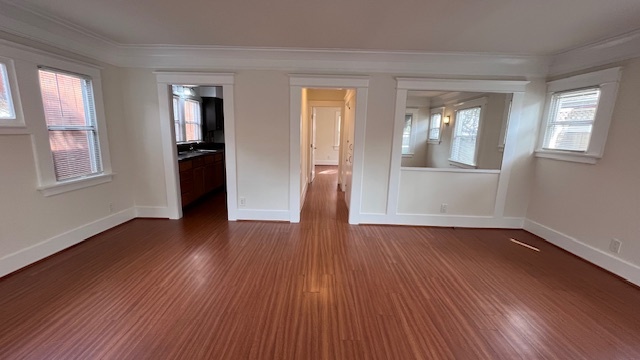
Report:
310,107,317,182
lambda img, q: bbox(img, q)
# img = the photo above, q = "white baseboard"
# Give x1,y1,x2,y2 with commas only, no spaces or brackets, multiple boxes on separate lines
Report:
0,208,136,278
235,209,291,222
315,160,339,166
135,206,170,218
524,219,640,287
357,213,524,228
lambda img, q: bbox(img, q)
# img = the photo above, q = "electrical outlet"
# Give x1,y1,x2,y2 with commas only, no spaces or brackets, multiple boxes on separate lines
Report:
239,197,246,207
440,203,448,213
108,202,113,213
609,239,622,254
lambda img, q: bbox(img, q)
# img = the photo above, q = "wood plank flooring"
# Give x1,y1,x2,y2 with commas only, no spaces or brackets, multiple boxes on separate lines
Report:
1,165,640,359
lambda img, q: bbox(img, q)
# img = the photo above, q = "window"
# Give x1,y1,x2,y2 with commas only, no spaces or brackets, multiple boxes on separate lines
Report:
542,88,600,152
172,91,202,143
402,109,418,155
38,68,103,181
536,67,621,164
0,62,15,120
450,106,482,167
428,107,444,143
184,99,201,142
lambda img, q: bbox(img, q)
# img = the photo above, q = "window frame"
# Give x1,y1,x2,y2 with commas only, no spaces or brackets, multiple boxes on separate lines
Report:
38,67,104,182
33,59,112,196
535,67,621,164
172,89,202,144
0,56,26,133
448,97,487,169
183,98,202,142
402,108,419,157
427,106,444,144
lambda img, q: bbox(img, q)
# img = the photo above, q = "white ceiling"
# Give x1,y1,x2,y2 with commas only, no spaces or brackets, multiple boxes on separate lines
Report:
6,0,640,55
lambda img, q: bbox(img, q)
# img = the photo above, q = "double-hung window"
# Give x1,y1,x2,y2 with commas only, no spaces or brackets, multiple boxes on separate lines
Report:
536,67,620,164
428,107,444,143
449,98,486,168
38,68,103,181
172,93,202,143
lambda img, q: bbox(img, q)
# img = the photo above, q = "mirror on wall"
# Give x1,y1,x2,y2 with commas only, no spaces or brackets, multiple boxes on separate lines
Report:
401,91,513,170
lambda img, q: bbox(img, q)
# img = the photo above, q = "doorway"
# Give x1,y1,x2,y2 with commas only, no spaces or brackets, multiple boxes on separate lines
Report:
288,76,369,224
155,72,238,221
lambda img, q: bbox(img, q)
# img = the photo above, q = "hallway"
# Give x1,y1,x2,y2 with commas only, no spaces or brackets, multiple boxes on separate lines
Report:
1,168,640,359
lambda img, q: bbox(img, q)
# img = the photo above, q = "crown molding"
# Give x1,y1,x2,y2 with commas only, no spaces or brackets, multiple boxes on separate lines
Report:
549,29,640,76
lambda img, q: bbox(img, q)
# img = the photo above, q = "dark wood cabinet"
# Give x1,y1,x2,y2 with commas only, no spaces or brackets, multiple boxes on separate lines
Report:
202,97,224,133
179,152,225,208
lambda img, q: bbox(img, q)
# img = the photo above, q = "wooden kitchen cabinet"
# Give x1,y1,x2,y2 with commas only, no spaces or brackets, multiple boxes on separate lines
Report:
179,152,225,208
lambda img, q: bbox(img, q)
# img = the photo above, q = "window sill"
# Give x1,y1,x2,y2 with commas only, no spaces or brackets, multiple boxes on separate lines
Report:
535,150,598,164
402,153,414,158
448,160,476,169
38,173,114,197
427,140,441,145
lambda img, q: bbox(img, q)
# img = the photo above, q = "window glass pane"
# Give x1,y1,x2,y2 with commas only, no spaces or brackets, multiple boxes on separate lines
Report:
184,99,202,142
429,113,442,141
450,107,481,166
0,63,16,120
543,88,600,152
39,69,102,181
402,114,412,154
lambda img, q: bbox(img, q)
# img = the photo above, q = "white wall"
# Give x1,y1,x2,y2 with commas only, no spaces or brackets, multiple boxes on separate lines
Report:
313,107,340,165
398,171,498,215
526,58,640,283
0,42,135,277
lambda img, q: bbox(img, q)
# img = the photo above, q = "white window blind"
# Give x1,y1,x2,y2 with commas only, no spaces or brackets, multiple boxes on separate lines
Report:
450,106,481,166
0,62,15,120
39,68,103,181
543,88,600,152
184,99,202,142
428,113,442,141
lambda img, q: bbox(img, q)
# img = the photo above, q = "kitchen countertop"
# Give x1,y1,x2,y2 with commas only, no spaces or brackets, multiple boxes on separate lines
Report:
177,149,224,161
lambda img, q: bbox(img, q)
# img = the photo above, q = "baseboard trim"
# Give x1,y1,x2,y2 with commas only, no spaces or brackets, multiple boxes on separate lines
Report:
357,213,524,228
315,160,339,166
0,208,136,279
236,209,291,222
524,219,640,287
135,206,170,218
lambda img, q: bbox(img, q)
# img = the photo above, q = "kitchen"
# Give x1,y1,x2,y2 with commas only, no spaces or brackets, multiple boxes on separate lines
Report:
172,85,226,209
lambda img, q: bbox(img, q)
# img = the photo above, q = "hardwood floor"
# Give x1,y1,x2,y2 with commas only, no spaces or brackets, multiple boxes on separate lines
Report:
1,165,640,359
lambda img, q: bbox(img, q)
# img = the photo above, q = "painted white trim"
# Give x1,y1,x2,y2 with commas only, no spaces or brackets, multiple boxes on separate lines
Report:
289,75,370,225
400,167,500,174
300,181,308,210
389,78,528,224
550,29,640,76
135,206,170,218
536,67,621,163
235,209,290,222
359,213,524,228
0,207,135,278
396,78,530,93
155,72,237,221
37,173,113,197
524,219,640,287
315,160,339,166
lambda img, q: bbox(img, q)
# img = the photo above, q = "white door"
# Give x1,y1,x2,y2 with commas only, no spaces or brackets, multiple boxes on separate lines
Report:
310,108,317,182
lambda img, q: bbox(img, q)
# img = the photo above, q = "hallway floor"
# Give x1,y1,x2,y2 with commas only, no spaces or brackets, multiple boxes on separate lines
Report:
1,165,640,359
